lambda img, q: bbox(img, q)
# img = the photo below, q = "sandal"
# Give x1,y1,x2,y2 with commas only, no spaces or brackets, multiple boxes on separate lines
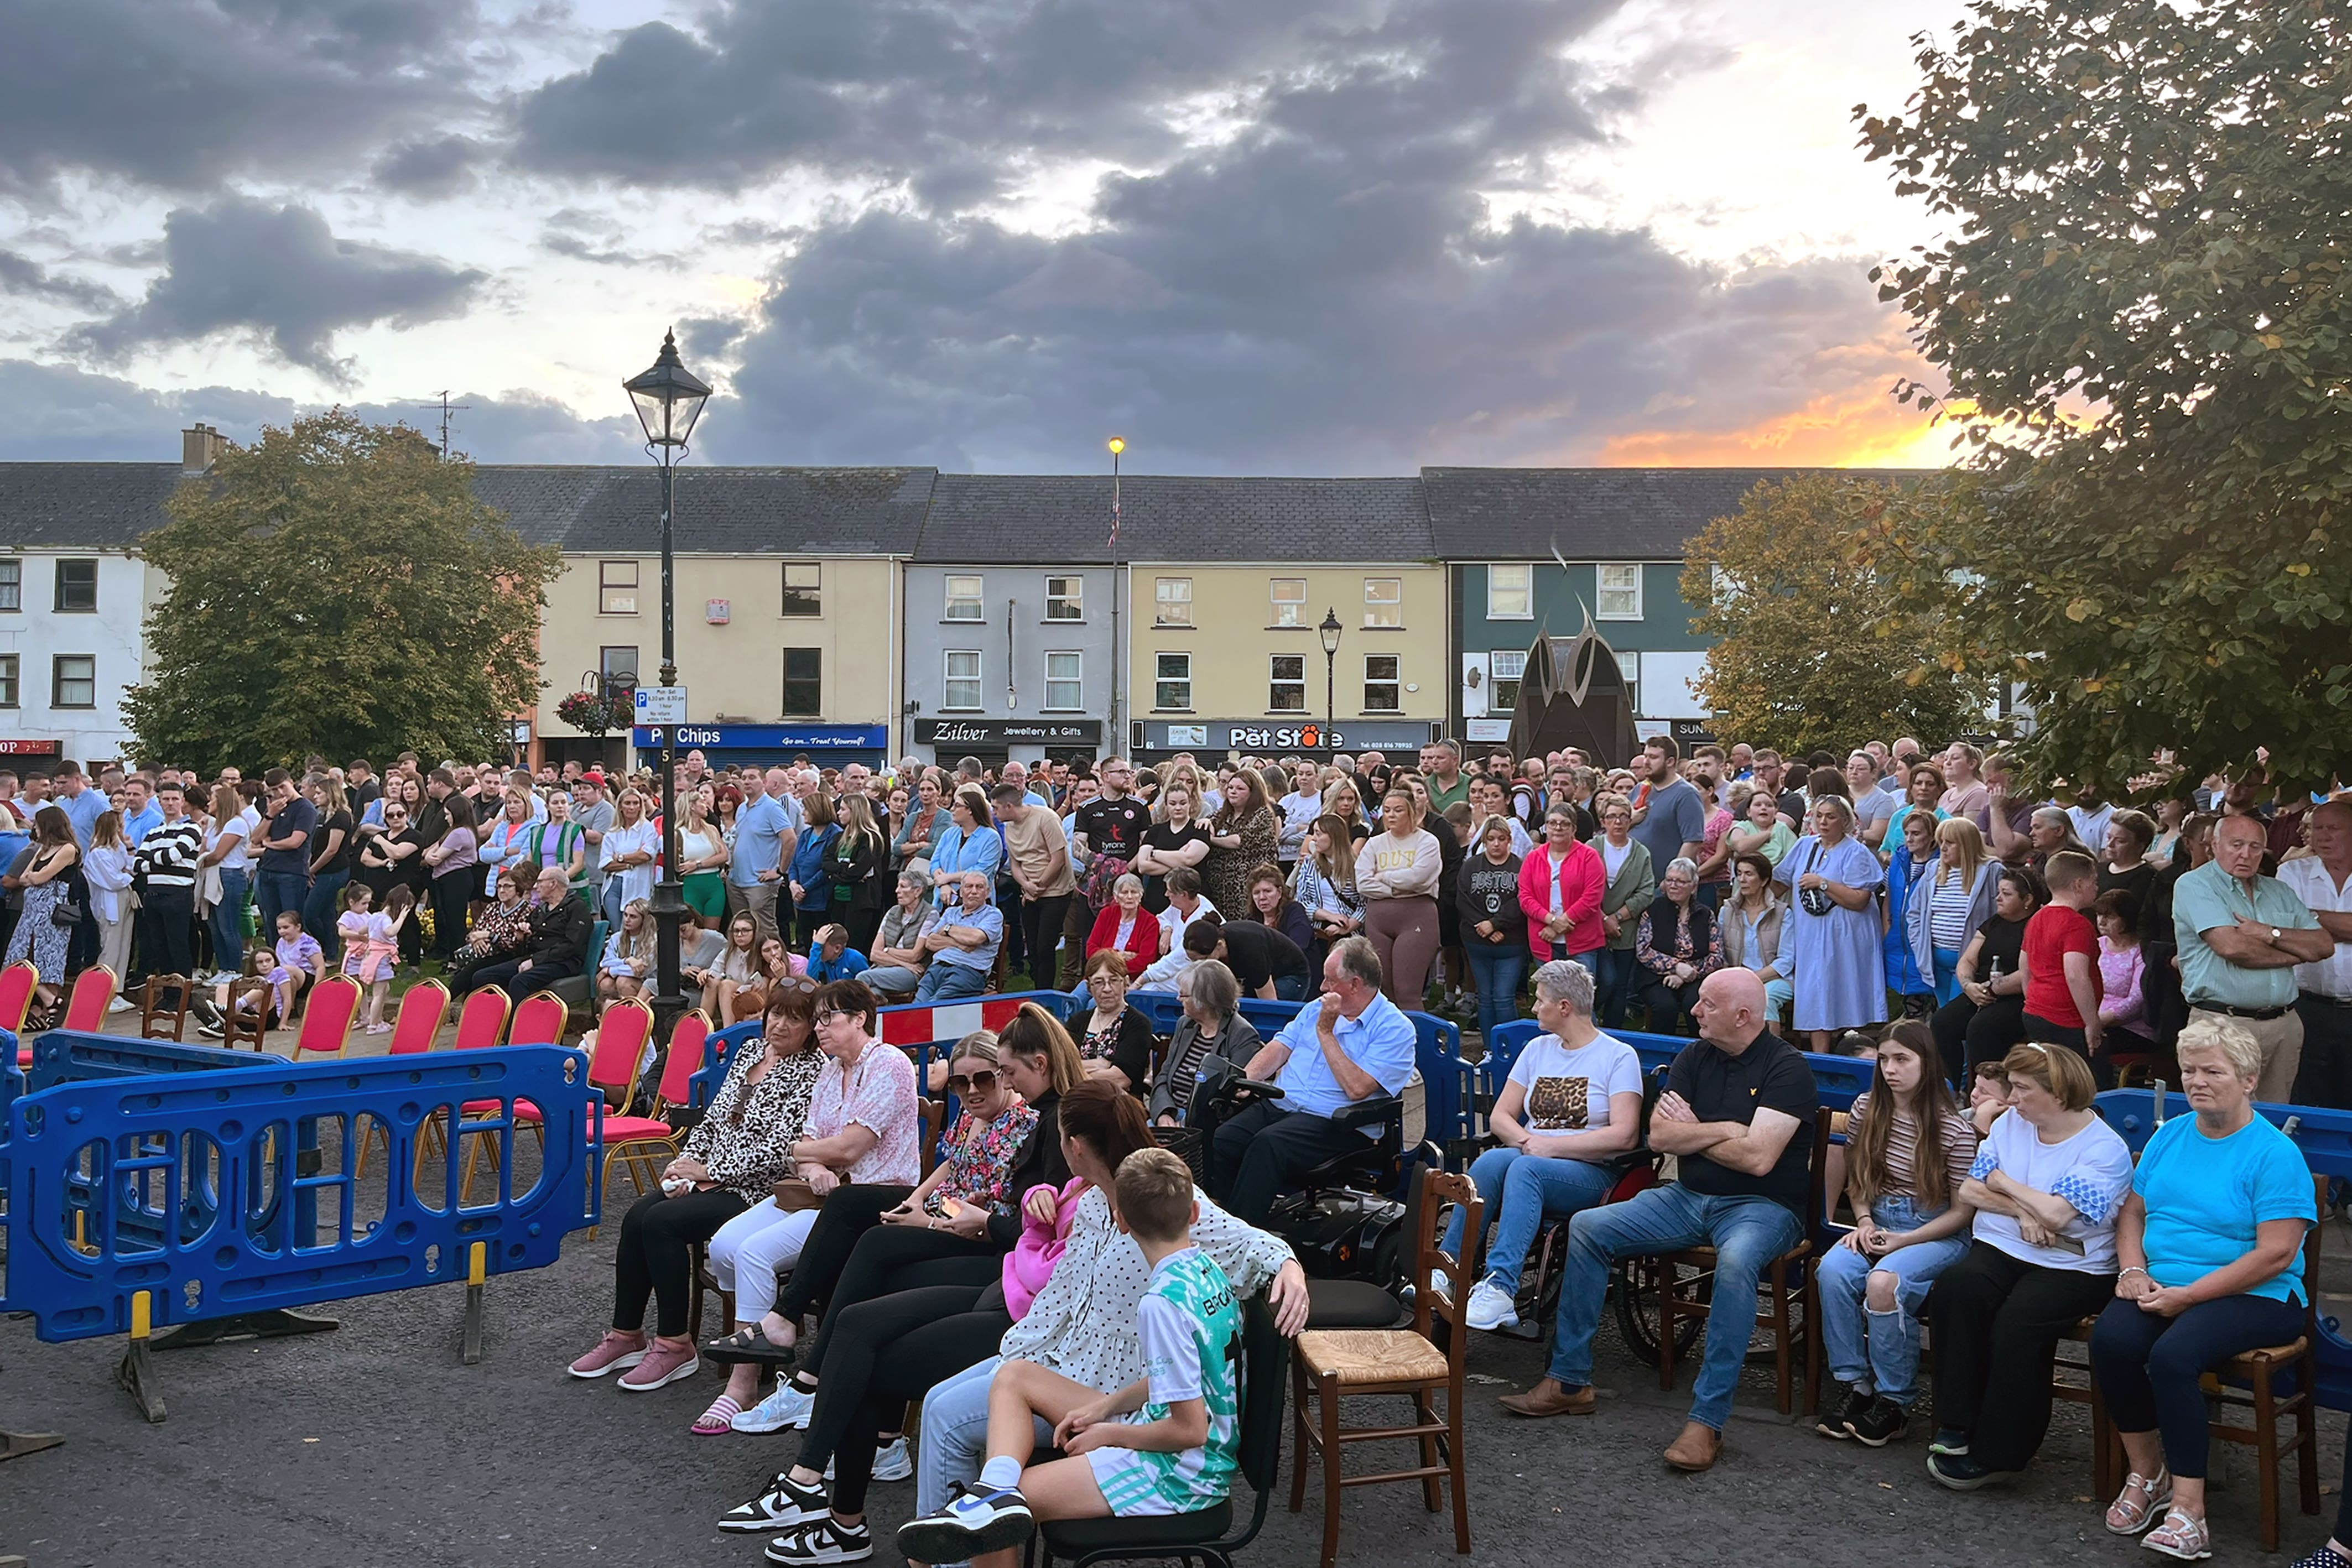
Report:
703,1324,797,1367
2144,1507,2212,1561
691,1394,744,1435
2106,1468,2173,1535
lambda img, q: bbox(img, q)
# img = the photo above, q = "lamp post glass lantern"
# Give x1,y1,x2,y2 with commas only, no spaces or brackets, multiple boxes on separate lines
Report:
623,329,712,1038
1319,607,1342,755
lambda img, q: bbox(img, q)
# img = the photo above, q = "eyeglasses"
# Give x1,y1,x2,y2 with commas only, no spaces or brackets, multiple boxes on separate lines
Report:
813,1009,850,1027
944,1069,1000,1097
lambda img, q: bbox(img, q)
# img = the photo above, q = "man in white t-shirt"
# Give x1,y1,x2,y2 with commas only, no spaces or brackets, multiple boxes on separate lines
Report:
1439,960,1645,1331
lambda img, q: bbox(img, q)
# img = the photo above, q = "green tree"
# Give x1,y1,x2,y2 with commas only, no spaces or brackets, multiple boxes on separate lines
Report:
1854,0,2352,796
1680,473,1991,757
125,411,561,774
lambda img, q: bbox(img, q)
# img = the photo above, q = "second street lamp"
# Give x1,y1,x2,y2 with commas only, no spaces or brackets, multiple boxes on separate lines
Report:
1319,607,1342,757
622,329,712,1041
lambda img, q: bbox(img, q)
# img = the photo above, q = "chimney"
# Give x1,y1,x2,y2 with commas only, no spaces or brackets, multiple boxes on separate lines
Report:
181,423,226,475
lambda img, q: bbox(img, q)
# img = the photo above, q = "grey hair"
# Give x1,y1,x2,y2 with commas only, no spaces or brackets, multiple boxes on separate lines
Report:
2174,1014,2263,1083
897,868,929,896
1664,857,1700,881
2031,805,2072,833
1113,872,1145,898
1329,933,1384,992
1532,959,1595,1017
1186,957,1240,1022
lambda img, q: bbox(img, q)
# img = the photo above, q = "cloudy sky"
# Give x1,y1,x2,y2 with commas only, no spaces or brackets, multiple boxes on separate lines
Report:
0,0,1971,473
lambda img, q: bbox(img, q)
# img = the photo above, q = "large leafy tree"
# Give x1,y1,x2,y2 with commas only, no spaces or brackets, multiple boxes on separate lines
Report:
125,412,561,774
1854,0,2352,796
1681,473,1991,756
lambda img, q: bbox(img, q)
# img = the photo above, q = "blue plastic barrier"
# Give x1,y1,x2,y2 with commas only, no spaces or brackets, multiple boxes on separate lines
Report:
5,1044,602,1420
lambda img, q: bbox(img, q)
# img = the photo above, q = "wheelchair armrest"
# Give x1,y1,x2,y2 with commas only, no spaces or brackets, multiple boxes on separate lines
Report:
1332,1093,1403,1132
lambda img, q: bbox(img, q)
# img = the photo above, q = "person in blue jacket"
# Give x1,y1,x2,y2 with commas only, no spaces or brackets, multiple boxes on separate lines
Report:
787,791,842,952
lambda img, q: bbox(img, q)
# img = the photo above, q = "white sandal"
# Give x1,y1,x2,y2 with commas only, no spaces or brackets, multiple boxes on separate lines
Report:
2144,1507,2212,1561
2106,1468,2173,1535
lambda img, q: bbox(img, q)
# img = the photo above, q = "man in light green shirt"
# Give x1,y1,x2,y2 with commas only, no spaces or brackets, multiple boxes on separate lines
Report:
2172,812,2334,1100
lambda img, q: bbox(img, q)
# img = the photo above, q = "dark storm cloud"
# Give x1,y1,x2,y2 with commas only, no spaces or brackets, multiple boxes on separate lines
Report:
0,359,644,464
0,0,478,192
71,199,487,381
0,249,121,311
373,135,488,198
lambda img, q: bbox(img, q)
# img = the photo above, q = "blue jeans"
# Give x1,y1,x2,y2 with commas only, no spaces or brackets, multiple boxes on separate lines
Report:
256,868,309,945
914,961,988,1004
303,868,350,965
1548,1183,1802,1429
1272,973,1309,1002
210,868,249,975
1815,1194,1968,1406
1442,1146,1617,1292
918,1356,1052,1522
1932,948,1962,1007
1592,945,1639,1029
1463,941,1525,1040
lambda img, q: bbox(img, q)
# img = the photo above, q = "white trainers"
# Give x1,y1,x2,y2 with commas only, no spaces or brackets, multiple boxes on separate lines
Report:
108,997,137,1014
733,1376,816,1433
1464,1280,1521,1332
764,1516,873,1565
872,1434,912,1482
718,1470,829,1534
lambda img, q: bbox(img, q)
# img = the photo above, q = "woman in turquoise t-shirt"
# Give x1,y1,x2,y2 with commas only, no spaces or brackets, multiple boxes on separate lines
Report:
2090,1016,2317,1557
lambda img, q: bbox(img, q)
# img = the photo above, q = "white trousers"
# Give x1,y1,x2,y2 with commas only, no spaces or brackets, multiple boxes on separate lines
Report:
706,1200,818,1323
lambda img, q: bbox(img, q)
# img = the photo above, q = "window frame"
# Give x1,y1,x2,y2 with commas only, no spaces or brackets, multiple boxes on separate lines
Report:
1489,648,1526,711
597,559,639,616
1362,653,1401,713
1362,576,1402,628
0,559,19,613
1486,563,1533,620
943,649,984,711
52,653,96,710
1268,653,1307,714
1268,577,1307,628
1043,650,1083,711
1596,562,1643,621
782,647,823,716
1044,576,1084,622
1154,576,1194,628
944,574,985,623
53,558,97,614
781,561,823,618
0,652,17,707
1153,652,1193,712
599,645,641,693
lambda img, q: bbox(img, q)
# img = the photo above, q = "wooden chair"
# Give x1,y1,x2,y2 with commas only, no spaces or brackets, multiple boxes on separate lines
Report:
599,1011,711,1200
506,989,569,1046
918,1096,947,1179
139,973,196,1041
291,976,361,1058
1289,1165,1475,1568
2,958,36,1070
1647,1105,1832,1416
60,963,118,1033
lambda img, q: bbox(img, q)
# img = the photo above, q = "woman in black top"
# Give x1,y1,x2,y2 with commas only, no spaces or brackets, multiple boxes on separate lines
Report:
1132,782,1210,914
1930,865,2046,1081
1074,949,1154,1095
830,794,894,956
301,772,357,964
1149,958,1263,1125
356,798,429,964
1456,814,1528,1041
1192,911,1313,1001
1241,862,1317,957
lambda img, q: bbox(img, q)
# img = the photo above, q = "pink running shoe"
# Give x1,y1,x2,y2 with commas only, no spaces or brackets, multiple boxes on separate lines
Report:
618,1338,701,1391
569,1330,649,1379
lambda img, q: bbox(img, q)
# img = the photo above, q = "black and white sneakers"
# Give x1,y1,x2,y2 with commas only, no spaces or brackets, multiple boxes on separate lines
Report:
718,1471,829,1534
764,1517,874,1565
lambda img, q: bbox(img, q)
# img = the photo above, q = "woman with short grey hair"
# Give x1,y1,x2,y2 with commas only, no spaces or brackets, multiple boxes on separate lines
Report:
860,870,938,1001
1149,957,1264,1126
1633,855,1721,1035
1444,956,1646,1332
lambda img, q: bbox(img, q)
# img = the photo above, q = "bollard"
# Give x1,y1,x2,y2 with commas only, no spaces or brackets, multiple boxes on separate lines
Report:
462,1241,488,1366
115,1289,164,1424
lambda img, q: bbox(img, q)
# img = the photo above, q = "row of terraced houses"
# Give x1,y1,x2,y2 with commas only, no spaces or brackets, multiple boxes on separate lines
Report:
0,426,1916,774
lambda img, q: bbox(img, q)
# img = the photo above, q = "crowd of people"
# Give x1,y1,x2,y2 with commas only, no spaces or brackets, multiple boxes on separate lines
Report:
7,728,2350,1565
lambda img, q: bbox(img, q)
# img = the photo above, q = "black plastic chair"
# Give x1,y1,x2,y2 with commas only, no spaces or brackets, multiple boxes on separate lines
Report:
1028,1295,1288,1568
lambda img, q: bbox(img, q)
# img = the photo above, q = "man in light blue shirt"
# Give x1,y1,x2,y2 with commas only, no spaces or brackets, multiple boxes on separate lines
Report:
914,871,1005,1002
1206,935,1418,1224
728,769,796,944
119,774,164,847
54,761,107,847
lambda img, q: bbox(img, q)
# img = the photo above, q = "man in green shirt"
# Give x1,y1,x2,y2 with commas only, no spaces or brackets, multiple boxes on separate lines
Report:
1423,740,1471,812
2172,812,2334,1101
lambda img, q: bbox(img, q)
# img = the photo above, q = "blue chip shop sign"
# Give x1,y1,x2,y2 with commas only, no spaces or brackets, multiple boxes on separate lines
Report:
1135,720,1439,753
632,723,890,751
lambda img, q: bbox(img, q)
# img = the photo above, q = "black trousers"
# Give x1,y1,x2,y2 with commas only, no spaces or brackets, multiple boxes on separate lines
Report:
2291,992,2352,1110
1933,992,2027,1082
1640,977,1702,1035
134,885,195,988
1928,1241,2116,1471
1021,893,1071,984
612,1185,748,1338
429,872,472,959
1208,1100,1368,1226
800,1284,1015,1515
799,1226,1001,1377
773,1183,917,1320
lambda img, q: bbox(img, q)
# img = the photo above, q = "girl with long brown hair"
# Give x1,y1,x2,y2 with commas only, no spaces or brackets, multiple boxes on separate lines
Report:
1813,1018,1978,1446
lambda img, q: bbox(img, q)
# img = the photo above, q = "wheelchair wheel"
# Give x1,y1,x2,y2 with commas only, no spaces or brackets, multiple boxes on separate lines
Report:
1611,1254,1708,1369
1152,1125,1208,1182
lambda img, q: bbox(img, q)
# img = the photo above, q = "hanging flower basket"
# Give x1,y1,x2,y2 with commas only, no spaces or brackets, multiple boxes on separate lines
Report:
556,689,628,736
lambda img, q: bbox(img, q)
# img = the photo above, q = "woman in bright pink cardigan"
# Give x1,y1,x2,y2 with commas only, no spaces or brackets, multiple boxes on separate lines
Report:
1518,805,1607,965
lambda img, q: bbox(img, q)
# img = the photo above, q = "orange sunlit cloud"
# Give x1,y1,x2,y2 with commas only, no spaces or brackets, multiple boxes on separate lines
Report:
1595,379,1975,470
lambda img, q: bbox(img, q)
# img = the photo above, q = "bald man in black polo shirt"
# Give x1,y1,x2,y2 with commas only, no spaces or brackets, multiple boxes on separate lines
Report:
1500,967,1817,1472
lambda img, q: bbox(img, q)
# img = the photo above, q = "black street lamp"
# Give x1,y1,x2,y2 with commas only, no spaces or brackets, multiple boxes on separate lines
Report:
623,329,711,1041
1319,607,1342,757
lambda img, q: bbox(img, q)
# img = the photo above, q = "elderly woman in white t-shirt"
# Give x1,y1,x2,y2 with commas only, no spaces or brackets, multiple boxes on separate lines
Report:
1443,960,1644,1333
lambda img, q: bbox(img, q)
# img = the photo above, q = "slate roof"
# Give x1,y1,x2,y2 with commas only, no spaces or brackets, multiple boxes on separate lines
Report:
1421,467,1937,560
914,473,1433,564
0,462,186,549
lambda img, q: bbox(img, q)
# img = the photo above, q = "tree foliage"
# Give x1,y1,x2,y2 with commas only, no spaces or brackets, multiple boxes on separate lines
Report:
1681,473,1992,757
124,411,561,774
1854,0,2352,796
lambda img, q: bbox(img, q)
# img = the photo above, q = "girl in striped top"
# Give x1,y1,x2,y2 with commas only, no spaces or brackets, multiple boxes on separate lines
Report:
1815,1019,1979,1446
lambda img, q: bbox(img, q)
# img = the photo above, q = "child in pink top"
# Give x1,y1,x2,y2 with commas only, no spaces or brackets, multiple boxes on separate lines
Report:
2093,887,2148,1048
